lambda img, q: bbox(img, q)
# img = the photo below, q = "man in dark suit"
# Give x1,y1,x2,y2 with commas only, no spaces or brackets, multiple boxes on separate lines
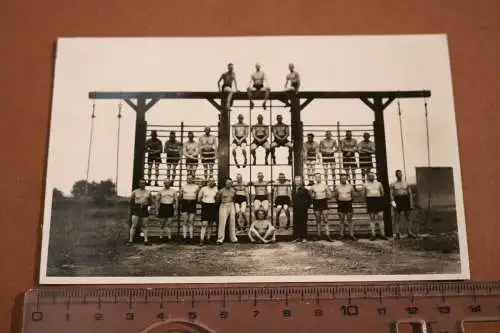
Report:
292,175,312,242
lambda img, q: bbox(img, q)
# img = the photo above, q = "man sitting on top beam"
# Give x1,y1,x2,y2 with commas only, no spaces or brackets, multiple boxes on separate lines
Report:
218,63,238,111
247,63,271,110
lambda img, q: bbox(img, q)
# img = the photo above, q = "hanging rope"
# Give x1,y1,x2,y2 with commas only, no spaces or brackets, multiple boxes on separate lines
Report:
115,100,123,196
397,99,408,182
84,102,97,195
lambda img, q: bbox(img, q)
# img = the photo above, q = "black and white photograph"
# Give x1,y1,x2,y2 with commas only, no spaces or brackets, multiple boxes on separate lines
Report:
39,35,469,284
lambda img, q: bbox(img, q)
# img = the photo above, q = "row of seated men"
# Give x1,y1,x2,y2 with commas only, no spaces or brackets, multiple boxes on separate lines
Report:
146,116,375,186
129,170,416,247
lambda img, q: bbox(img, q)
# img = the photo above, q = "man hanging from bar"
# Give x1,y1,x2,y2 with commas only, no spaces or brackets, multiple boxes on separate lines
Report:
303,133,320,184
363,171,387,241
247,63,271,110
218,62,238,111
270,114,294,165
250,114,271,165
179,175,200,244
248,209,277,244
340,130,358,185
183,131,199,178
357,132,376,183
335,173,356,240
199,127,218,180
252,172,271,219
231,114,249,168
320,130,338,186
390,169,417,240
197,177,218,245
273,173,293,229
234,173,250,231
156,179,177,242
164,131,182,182
310,173,332,241
145,130,163,186
128,179,153,246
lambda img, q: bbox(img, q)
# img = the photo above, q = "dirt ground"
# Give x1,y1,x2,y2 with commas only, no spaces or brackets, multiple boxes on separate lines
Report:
46,202,462,277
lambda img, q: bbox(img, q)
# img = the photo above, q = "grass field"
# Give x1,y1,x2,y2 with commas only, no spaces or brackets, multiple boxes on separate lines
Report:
46,200,462,277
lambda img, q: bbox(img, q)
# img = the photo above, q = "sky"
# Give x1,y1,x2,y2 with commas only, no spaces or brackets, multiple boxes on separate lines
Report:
46,35,461,197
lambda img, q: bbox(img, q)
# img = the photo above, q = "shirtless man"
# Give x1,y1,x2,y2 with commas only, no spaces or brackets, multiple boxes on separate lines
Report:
335,174,356,240
247,63,271,110
156,180,177,241
310,173,332,241
270,114,293,165
199,127,218,180
284,63,301,91
250,115,271,165
232,114,249,168
218,63,238,110
390,169,416,239
340,130,358,184
320,131,338,186
129,179,153,246
197,178,218,245
164,131,182,181
273,173,293,229
145,130,163,186
357,132,376,183
364,172,387,241
183,132,199,178
303,134,320,184
249,209,277,244
252,172,270,218
216,178,238,245
233,173,250,230
179,175,199,243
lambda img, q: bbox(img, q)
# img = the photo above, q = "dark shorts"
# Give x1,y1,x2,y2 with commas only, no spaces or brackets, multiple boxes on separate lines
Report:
313,198,328,211
291,81,299,90
132,204,149,218
342,152,356,167
253,83,264,91
234,195,247,204
201,203,218,221
306,154,316,162
322,152,335,163
255,195,268,202
252,139,268,147
337,200,353,214
366,197,383,214
186,158,198,165
275,196,291,207
200,149,216,163
273,138,290,147
394,195,411,212
359,153,373,169
181,199,197,214
158,203,174,218
232,138,248,146
148,154,162,163
166,153,180,164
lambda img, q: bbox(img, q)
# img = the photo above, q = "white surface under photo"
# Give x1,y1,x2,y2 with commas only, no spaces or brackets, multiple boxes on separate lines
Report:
39,35,470,284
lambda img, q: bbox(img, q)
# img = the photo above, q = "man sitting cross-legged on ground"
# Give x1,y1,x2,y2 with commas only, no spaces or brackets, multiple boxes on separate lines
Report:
233,173,250,231
129,179,153,246
247,63,271,110
156,180,177,242
232,114,249,168
363,171,387,241
197,178,218,246
273,173,293,229
250,114,271,165
248,209,277,244
270,114,293,165
252,172,270,219
310,173,332,241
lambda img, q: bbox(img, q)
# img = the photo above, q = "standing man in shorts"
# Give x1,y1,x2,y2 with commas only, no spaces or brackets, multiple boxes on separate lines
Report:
232,114,249,168
156,180,177,242
199,127,218,181
247,63,271,110
390,169,416,239
164,131,182,182
249,209,277,244
233,173,250,231
145,130,163,186
303,133,320,184
129,179,153,246
252,172,270,218
270,114,294,165
320,131,338,186
197,178,218,245
310,173,332,241
216,178,238,245
340,130,358,184
363,172,387,241
357,132,376,183
335,174,356,240
218,62,238,110
273,173,292,229
250,114,271,165
179,175,199,243
183,131,199,178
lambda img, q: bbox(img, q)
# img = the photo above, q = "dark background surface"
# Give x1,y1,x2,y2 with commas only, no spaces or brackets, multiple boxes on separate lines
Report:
1,1,499,332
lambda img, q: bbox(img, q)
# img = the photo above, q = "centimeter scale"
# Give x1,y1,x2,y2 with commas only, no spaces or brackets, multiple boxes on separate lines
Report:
22,281,500,333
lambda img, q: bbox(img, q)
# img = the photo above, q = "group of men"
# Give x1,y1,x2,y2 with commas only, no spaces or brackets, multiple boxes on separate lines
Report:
128,169,416,246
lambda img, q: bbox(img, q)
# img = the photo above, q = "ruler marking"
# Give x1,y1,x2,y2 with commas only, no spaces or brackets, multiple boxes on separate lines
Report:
128,293,132,310
191,293,195,308
285,290,288,306
223,290,226,308
253,290,257,307
160,293,164,309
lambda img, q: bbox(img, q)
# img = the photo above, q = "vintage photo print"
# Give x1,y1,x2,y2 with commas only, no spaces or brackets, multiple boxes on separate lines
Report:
39,35,470,284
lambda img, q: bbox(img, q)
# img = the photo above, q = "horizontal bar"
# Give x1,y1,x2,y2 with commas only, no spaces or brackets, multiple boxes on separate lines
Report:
89,90,431,100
